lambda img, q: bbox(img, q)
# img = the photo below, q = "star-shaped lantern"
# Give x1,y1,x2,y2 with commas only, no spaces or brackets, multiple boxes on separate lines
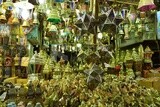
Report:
75,11,98,35
99,8,116,32
84,64,103,83
77,49,88,58
99,8,123,33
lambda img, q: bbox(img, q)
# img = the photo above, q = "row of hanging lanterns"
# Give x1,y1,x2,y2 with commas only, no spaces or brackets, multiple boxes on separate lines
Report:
0,0,64,27
0,0,157,38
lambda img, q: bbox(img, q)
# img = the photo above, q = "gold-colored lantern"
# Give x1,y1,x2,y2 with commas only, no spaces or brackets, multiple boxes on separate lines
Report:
0,8,6,23
11,9,20,24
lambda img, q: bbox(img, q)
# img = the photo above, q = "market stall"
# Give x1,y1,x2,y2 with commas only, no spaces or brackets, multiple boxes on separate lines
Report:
0,0,160,106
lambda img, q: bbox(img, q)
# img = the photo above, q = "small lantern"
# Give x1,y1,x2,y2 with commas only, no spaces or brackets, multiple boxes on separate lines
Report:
11,9,20,24
124,50,134,70
14,54,20,66
47,8,61,24
37,0,46,12
43,59,50,80
143,46,153,70
144,46,153,63
138,0,156,12
29,51,45,74
21,9,30,27
0,7,7,23
32,9,39,25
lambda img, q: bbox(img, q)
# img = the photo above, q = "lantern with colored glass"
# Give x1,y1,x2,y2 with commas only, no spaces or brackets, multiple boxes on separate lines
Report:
138,0,156,12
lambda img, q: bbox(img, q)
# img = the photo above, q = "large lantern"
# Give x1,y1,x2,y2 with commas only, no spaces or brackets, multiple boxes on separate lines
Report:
14,0,34,27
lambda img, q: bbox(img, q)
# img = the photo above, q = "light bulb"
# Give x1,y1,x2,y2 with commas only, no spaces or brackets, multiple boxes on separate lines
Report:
21,9,29,20
38,0,45,4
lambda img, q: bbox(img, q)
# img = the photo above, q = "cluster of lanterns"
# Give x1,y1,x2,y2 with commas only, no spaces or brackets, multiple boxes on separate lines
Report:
0,0,64,27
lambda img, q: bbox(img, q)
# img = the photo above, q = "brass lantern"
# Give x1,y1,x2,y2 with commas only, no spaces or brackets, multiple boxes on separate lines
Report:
11,9,20,24
0,7,6,23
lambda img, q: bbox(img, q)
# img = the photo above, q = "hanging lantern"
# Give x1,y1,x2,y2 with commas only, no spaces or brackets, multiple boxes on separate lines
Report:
21,9,30,27
138,0,156,11
69,0,77,10
14,0,34,27
11,9,19,24
26,25,40,45
47,8,61,24
3,0,14,10
14,0,34,10
37,0,46,12
0,7,7,23
32,9,39,25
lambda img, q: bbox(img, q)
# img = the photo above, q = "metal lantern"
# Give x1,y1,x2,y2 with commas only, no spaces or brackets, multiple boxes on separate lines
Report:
0,7,7,23
14,0,34,27
11,9,20,24
26,25,40,45
21,9,30,27
138,0,156,11
33,8,39,25
47,8,61,24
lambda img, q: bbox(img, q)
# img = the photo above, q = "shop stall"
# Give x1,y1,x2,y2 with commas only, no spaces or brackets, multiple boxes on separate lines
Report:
0,0,160,106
